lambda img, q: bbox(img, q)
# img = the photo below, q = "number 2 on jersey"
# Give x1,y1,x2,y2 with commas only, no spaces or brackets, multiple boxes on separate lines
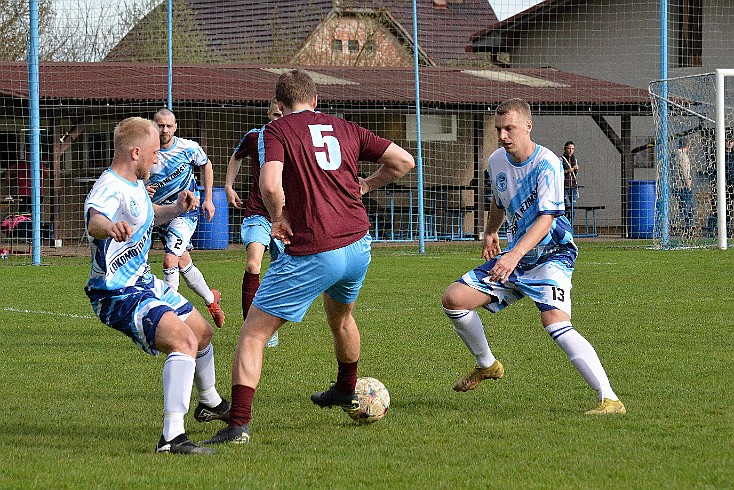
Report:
309,124,342,170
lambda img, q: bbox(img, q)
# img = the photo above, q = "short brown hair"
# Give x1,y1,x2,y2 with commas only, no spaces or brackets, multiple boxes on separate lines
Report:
275,69,317,108
496,98,531,119
114,117,157,157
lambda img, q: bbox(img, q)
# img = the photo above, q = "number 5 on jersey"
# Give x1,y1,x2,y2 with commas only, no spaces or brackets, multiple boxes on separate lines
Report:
309,124,342,170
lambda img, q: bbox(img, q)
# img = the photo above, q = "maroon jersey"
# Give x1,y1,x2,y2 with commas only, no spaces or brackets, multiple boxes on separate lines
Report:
263,110,392,255
233,127,270,219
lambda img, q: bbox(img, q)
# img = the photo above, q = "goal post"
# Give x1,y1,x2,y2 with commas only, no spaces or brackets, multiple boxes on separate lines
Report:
715,69,734,250
649,70,734,250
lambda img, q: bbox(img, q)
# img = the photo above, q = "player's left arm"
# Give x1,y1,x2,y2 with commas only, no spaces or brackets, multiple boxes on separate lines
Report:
200,159,215,221
153,190,199,225
360,143,415,195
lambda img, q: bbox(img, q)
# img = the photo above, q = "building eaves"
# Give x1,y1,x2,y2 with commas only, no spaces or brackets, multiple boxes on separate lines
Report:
0,63,651,114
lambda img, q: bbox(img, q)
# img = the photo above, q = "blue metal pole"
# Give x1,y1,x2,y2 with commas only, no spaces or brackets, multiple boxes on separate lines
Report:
28,0,41,264
412,0,425,253
658,0,670,246
167,0,173,109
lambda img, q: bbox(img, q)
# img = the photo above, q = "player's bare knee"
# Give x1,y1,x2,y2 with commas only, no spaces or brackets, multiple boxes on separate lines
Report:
441,285,464,311
178,332,198,356
163,253,178,269
245,262,261,275
197,324,214,348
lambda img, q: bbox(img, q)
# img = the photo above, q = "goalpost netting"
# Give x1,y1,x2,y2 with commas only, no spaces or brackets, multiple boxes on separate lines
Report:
2,1,734,265
649,70,734,249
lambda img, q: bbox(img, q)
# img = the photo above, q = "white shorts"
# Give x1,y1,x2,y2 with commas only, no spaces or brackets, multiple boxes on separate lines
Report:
156,215,197,257
457,250,575,317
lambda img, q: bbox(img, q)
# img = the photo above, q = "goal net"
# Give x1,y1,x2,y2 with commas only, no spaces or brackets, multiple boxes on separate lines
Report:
3,1,734,266
649,70,734,249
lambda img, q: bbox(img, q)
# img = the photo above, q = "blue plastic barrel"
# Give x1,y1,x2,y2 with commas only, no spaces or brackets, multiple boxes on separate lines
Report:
191,186,229,250
627,180,656,239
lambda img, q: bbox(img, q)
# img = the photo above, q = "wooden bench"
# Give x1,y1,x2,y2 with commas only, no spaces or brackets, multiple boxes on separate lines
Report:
574,205,605,237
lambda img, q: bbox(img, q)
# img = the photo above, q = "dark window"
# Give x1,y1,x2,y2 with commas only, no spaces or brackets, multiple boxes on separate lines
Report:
677,0,702,67
364,39,376,55
0,133,19,171
331,39,343,54
348,40,359,53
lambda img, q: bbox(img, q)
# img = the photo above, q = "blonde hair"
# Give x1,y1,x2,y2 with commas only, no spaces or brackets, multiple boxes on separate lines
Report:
496,98,532,119
113,117,157,157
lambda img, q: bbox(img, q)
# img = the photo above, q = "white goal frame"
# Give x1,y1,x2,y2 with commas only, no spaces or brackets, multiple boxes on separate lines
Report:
650,69,734,250
714,69,734,250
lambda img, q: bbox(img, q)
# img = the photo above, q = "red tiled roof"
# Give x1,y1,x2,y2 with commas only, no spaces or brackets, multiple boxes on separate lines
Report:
0,62,650,110
108,0,498,65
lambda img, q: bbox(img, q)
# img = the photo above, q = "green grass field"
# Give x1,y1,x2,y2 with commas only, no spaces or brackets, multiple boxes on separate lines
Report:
1,241,733,488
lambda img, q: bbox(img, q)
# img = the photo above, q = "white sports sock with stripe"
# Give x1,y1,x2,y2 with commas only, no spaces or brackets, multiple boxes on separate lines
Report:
194,344,222,407
545,321,618,401
163,266,180,292
181,262,214,304
443,307,496,368
162,352,195,441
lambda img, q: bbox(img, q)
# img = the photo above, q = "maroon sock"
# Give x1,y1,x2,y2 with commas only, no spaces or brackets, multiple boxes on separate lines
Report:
242,271,260,321
334,360,358,393
229,384,256,427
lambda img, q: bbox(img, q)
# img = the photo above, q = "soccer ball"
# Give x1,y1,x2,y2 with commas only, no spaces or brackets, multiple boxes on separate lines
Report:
345,377,390,424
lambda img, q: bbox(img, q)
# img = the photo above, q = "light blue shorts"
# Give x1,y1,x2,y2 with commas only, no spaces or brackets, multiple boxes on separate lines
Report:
240,214,284,262
457,249,575,317
253,234,372,322
156,215,197,256
85,276,193,355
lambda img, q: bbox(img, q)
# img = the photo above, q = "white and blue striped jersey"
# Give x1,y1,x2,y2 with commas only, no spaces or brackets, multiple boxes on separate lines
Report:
487,144,576,266
147,136,208,205
84,169,155,291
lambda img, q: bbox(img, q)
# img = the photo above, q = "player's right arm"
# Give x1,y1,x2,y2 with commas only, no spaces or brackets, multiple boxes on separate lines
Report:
225,152,243,208
482,201,505,261
87,208,133,242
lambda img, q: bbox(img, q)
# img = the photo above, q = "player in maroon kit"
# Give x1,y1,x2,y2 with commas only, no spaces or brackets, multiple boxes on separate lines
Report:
225,99,284,324
204,69,414,445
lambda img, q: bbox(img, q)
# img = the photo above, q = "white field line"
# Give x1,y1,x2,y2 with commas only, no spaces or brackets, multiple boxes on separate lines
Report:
2,307,94,320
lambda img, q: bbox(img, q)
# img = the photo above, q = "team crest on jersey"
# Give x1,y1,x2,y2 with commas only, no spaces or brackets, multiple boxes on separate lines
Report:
129,197,140,218
496,172,508,193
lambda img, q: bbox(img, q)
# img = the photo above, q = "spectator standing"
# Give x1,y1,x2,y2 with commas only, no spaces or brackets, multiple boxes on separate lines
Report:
673,138,694,232
560,141,580,219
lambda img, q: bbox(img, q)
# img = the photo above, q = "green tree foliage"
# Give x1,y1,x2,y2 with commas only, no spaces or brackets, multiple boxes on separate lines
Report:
1,0,215,63
0,0,56,61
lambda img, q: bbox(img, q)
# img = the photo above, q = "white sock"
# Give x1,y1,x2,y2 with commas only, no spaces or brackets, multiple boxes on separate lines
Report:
443,307,495,368
163,266,180,292
194,344,222,407
545,321,618,401
181,262,215,304
162,352,195,441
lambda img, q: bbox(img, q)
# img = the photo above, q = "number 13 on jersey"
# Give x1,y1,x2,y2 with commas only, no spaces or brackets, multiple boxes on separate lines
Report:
309,124,342,170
